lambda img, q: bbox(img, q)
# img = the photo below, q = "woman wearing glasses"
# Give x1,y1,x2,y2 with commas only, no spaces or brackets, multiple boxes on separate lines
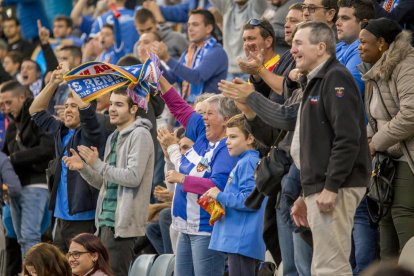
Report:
68,233,113,276
22,243,71,276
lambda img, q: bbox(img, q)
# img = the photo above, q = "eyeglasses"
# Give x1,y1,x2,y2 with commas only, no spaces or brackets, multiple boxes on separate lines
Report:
247,18,275,37
301,4,327,13
66,251,89,259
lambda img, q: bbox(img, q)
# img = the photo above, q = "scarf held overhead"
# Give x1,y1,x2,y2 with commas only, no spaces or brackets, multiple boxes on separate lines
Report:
63,54,161,110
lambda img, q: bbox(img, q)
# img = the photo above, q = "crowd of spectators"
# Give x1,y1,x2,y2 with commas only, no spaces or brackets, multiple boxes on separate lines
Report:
0,0,413,276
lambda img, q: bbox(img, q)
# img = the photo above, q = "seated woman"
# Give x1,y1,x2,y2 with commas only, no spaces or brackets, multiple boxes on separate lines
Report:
68,233,113,276
158,75,240,276
23,243,71,276
359,17,414,259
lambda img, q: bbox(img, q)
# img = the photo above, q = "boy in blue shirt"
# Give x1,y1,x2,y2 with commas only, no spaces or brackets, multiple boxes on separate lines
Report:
204,114,266,276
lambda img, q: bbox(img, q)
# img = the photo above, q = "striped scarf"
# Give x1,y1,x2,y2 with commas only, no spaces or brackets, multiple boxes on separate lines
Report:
180,36,217,102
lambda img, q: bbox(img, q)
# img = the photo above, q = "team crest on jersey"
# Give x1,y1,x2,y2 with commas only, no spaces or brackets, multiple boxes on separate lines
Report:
308,95,320,105
335,87,345,98
196,157,210,172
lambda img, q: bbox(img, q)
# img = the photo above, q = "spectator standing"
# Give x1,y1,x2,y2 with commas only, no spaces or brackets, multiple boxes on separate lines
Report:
2,0,50,41
64,87,154,276
210,0,268,80
153,10,228,103
262,0,302,55
29,66,106,253
289,22,370,275
2,17,35,59
142,0,211,23
359,17,414,260
206,114,266,276
335,1,378,273
19,59,43,98
302,0,339,30
96,16,125,65
1,80,55,257
0,151,21,276
157,75,239,276
134,8,188,60
90,0,139,54
2,51,23,80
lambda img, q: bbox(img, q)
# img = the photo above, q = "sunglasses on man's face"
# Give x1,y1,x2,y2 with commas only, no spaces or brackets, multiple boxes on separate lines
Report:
247,18,274,38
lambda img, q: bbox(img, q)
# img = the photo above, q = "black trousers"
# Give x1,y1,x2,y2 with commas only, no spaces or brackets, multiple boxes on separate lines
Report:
53,219,95,253
99,226,136,276
228,253,260,276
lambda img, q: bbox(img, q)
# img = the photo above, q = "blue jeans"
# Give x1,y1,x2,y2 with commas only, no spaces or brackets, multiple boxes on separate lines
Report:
293,232,312,276
10,186,49,256
146,208,173,254
351,197,378,274
277,164,312,276
175,233,226,276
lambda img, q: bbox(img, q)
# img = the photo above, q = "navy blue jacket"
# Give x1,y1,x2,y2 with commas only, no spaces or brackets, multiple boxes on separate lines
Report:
32,104,107,215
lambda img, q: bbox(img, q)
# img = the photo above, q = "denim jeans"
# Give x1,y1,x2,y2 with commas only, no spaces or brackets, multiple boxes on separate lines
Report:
10,186,49,256
146,208,173,254
350,197,378,274
175,232,226,276
277,164,312,276
293,232,312,276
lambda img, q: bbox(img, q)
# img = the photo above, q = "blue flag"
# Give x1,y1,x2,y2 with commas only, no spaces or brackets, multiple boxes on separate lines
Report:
64,54,161,110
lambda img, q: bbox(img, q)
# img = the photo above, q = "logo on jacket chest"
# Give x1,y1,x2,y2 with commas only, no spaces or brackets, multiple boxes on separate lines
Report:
335,87,345,98
308,95,320,105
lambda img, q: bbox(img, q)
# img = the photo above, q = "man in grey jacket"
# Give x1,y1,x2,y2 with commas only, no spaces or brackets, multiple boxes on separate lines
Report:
64,87,155,276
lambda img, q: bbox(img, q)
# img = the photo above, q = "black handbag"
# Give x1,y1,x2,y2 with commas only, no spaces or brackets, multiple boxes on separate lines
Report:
366,152,395,224
254,130,291,196
366,81,396,224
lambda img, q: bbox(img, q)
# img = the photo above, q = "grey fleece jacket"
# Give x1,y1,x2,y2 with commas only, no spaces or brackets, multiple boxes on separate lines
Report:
79,117,154,238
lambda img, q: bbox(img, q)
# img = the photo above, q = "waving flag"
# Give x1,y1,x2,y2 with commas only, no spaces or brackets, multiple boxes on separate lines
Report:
63,53,161,110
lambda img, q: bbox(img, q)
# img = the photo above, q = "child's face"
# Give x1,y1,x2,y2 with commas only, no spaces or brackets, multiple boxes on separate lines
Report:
226,127,254,157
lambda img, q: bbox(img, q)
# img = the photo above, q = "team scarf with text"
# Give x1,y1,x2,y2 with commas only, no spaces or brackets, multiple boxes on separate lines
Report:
63,53,161,110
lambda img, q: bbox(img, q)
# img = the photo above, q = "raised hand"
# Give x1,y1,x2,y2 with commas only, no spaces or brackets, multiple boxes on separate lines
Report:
77,145,99,166
157,127,178,149
70,89,89,109
237,49,265,75
37,19,50,45
50,65,65,86
62,149,85,171
218,78,255,103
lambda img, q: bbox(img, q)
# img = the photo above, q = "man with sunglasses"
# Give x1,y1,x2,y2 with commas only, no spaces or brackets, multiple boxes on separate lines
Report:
210,0,268,81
